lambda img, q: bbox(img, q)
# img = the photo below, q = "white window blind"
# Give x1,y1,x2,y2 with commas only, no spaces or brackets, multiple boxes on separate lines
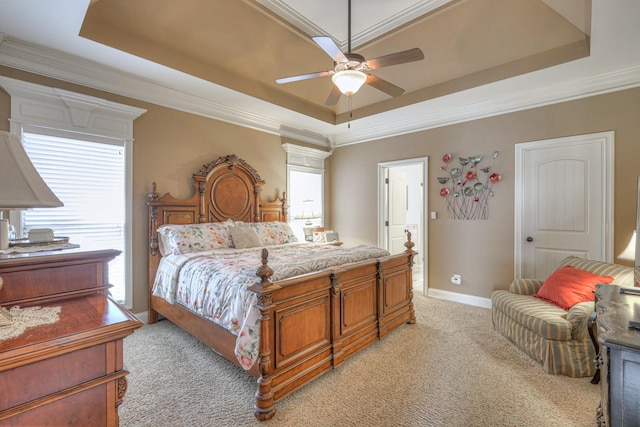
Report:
21,132,126,302
289,168,323,241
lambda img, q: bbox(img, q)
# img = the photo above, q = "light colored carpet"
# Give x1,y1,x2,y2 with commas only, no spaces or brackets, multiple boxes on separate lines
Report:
120,295,599,426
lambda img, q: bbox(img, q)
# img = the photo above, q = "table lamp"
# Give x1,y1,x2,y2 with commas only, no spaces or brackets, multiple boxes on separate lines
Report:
618,231,636,261
0,130,63,326
294,199,321,242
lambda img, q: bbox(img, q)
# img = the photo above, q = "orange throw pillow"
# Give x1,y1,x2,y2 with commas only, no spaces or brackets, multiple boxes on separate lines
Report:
533,265,614,310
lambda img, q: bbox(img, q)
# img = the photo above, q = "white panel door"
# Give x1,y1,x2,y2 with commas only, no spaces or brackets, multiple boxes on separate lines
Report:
388,168,408,255
517,133,613,280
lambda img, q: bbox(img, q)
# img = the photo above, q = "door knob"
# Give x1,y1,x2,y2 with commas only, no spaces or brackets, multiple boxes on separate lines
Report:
526,236,534,242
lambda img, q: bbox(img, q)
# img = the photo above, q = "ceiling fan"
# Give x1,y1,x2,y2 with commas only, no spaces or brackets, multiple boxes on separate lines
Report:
275,0,425,106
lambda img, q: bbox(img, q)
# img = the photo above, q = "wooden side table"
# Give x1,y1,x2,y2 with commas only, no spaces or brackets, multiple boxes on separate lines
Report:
0,248,143,426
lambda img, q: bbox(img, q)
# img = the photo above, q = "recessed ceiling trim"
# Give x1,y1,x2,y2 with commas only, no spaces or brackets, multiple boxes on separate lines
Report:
255,0,453,50
348,0,454,49
0,36,330,146
332,63,640,146
2,36,639,149
253,0,329,42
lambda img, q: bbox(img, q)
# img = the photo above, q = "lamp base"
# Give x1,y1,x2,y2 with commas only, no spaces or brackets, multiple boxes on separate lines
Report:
303,225,316,242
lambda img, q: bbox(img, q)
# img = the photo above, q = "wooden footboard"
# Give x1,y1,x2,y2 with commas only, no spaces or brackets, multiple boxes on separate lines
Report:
249,236,416,420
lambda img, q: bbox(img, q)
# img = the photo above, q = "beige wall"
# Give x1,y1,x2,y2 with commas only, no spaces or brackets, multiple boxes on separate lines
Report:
331,87,640,299
2,65,639,310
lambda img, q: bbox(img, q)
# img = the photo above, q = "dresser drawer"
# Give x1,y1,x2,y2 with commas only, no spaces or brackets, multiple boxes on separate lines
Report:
0,249,119,305
0,343,115,410
0,381,117,426
0,263,106,303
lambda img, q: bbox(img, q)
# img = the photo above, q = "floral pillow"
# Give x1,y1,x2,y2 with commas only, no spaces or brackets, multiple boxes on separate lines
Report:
157,221,234,255
242,221,298,246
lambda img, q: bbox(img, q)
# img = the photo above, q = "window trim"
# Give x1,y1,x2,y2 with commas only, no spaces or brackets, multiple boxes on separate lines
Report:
0,77,146,309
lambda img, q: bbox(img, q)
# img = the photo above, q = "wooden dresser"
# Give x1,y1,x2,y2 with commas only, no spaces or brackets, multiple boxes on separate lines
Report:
0,248,142,426
594,284,640,426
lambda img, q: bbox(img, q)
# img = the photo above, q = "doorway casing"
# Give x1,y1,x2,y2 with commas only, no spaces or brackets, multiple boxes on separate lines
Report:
378,157,428,295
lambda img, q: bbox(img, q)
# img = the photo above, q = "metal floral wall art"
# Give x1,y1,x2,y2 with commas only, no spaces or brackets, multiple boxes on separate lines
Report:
437,151,502,220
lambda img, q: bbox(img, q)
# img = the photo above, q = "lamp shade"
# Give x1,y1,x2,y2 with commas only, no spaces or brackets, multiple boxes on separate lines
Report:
294,199,320,221
0,131,63,208
331,70,367,96
618,231,636,261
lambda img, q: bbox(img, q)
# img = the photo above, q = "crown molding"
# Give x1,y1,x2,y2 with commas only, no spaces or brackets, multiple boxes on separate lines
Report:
1,36,640,150
255,0,453,50
333,63,640,146
0,36,331,147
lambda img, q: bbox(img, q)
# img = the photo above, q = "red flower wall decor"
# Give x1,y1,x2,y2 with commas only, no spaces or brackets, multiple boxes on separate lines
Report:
437,151,502,220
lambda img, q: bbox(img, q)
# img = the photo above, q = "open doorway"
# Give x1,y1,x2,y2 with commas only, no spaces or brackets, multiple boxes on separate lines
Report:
378,158,428,295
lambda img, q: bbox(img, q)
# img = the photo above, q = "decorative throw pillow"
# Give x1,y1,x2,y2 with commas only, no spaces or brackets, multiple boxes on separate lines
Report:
533,265,614,310
156,222,234,255
230,225,262,249
250,221,298,246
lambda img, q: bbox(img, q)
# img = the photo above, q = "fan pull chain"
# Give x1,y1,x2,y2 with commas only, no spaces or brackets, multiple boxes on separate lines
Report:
348,96,353,128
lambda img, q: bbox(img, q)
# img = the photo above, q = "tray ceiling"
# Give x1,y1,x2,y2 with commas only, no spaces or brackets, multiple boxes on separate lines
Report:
78,0,591,124
4,0,638,148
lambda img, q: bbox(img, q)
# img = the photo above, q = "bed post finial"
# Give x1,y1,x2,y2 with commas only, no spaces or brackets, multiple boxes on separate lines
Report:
257,248,274,284
404,230,416,254
147,182,159,202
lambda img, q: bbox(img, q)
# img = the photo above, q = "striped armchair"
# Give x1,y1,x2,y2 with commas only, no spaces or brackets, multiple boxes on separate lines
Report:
491,257,634,377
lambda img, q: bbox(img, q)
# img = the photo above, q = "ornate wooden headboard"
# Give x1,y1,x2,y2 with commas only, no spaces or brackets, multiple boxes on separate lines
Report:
146,154,288,286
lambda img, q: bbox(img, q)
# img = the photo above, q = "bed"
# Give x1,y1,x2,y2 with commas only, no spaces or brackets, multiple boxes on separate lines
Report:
147,154,416,420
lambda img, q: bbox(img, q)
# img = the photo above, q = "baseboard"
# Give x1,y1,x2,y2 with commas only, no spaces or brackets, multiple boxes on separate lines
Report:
426,288,492,309
134,310,149,324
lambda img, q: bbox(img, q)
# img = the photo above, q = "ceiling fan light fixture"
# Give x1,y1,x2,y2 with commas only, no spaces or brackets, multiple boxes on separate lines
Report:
331,70,367,96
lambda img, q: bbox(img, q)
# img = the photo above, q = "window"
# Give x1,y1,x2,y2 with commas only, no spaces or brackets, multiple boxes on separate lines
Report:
283,143,331,242
21,132,127,302
288,167,323,241
0,76,146,309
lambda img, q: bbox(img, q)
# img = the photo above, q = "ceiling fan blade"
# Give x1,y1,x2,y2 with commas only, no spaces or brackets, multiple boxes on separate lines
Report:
365,48,424,70
312,36,348,63
276,71,332,84
366,74,405,97
324,85,342,106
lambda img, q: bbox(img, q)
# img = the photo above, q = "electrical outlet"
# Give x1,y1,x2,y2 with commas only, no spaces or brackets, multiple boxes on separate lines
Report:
451,274,461,285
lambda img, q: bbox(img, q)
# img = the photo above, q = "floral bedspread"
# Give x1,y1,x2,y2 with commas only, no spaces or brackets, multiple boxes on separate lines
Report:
152,242,390,369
